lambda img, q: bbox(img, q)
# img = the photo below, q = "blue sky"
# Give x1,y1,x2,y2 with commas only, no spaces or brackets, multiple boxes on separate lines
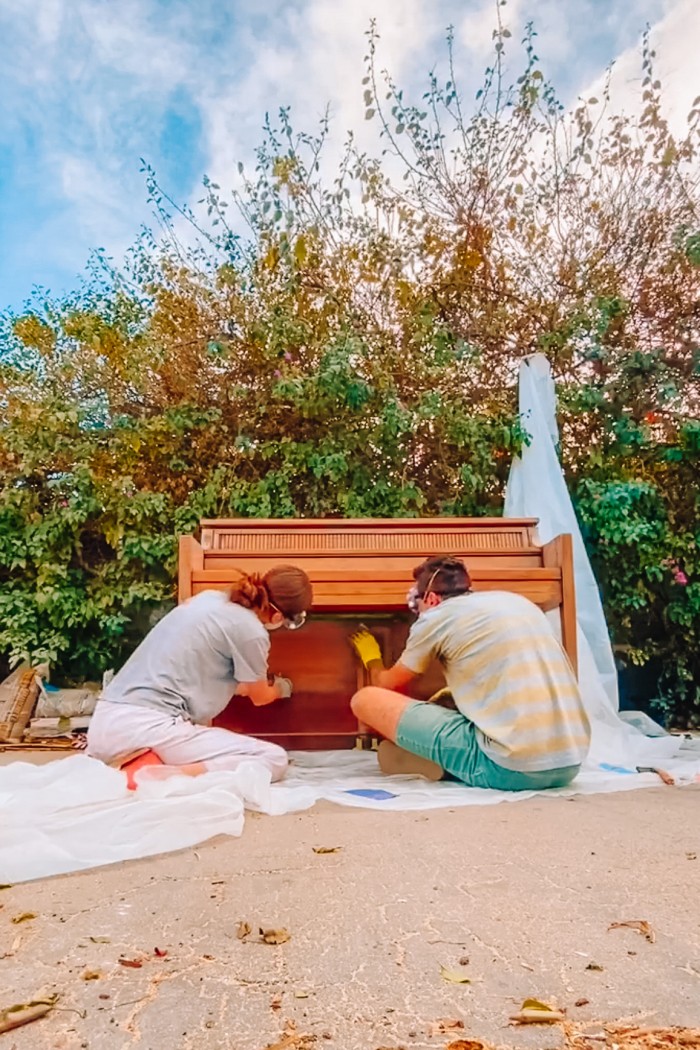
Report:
0,0,695,313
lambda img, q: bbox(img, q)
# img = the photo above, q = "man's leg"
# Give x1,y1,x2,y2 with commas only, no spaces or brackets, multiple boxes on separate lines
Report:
350,687,445,781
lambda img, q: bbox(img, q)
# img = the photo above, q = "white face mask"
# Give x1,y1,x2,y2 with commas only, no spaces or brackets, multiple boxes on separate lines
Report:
264,620,284,632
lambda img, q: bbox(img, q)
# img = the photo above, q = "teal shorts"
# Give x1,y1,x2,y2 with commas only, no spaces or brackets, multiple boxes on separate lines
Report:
396,700,580,791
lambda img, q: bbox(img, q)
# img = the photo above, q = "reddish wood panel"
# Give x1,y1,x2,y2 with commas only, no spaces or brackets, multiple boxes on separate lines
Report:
214,619,369,745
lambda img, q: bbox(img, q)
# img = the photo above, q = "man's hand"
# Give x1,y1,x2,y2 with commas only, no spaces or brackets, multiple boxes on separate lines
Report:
349,629,383,669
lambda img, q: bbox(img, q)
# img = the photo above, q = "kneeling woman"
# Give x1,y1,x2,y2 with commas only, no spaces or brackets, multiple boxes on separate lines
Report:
87,566,312,782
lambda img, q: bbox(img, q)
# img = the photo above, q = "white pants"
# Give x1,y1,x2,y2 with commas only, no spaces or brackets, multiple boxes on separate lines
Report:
87,701,288,781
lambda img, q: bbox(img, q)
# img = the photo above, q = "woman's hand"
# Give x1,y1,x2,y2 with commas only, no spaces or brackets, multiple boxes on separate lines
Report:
273,676,293,699
238,676,294,706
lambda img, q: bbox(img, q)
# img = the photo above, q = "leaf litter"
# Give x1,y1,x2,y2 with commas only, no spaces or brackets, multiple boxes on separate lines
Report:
510,998,566,1025
237,922,291,945
440,965,472,984
0,995,58,1035
263,1019,316,1049
609,920,656,943
261,928,291,945
11,912,36,924
446,1041,490,1050
430,1018,465,1035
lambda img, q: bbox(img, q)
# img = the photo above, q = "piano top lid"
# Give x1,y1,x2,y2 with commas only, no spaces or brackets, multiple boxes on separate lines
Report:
199,517,539,530
198,517,543,556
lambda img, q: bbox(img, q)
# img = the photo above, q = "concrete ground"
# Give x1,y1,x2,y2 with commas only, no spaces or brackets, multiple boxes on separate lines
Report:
1,781,699,1050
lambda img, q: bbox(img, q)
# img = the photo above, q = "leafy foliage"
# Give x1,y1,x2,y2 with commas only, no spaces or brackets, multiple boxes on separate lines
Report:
1,14,698,720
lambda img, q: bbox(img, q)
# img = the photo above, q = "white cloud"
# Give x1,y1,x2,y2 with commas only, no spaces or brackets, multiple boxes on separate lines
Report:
0,0,697,307
586,0,700,135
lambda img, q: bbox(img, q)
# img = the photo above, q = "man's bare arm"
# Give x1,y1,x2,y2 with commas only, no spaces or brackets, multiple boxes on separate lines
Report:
369,660,419,693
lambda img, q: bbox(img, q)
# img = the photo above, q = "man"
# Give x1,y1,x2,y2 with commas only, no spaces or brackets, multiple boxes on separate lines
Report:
350,555,590,790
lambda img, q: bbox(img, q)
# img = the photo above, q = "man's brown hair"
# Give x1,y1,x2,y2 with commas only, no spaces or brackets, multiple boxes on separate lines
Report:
412,556,471,600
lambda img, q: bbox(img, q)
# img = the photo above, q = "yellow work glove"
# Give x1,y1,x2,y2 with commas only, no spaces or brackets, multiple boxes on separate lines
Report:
349,629,383,668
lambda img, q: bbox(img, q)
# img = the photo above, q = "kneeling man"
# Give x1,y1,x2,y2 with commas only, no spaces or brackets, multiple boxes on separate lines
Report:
350,556,590,790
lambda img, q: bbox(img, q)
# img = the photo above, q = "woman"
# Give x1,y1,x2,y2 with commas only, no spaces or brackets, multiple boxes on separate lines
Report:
87,565,312,782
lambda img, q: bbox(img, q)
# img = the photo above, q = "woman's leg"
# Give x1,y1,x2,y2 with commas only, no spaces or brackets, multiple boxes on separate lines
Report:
151,720,289,781
88,702,288,781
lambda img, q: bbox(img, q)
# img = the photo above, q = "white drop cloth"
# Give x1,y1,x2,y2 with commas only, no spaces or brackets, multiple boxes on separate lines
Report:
2,747,699,885
504,353,700,774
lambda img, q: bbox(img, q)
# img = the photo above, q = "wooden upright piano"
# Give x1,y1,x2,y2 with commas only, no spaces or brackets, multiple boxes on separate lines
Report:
178,517,577,750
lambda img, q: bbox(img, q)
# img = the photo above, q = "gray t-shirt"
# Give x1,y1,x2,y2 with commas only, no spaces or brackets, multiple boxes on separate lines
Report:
102,590,270,724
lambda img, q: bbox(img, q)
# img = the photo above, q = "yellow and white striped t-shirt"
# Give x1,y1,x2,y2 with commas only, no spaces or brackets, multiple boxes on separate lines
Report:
400,591,590,772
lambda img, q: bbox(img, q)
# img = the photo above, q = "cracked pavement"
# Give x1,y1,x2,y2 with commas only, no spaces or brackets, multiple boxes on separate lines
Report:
1,785,699,1049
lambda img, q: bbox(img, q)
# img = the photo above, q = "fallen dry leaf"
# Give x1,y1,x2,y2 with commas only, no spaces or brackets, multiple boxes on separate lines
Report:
510,998,565,1025
0,996,58,1035
430,1018,465,1035
575,998,590,1007
118,958,143,969
82,970,102,981
586,962,604,971
11,912,36,924
236,921,252,940
270,995,282,1011
687,852,697,861
440,966,471,984
89,935,111,944
294,991,309,999
154,947,168,958
260,928,291,945
264,1019,316,1049
609,920,656,943
447,1041,489,1050
523,997,556,1011
312,846,342,854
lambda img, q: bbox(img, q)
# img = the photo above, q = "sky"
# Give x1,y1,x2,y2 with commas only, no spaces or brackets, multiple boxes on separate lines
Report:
0,0,698,313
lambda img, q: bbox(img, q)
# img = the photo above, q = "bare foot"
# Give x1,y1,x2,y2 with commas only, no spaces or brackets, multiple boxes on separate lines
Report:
136,762,206,782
